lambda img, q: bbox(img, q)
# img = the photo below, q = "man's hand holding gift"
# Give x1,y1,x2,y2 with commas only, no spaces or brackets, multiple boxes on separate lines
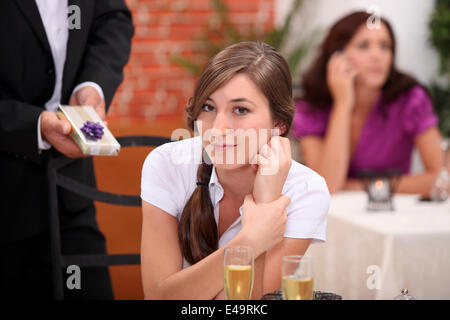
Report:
41,85,106,158
41,110,86,158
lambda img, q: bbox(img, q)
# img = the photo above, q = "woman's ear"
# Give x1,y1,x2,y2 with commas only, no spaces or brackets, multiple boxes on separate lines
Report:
272,123,287,137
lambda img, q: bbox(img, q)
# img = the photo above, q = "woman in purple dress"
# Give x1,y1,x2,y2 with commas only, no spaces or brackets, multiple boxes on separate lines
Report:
293,11,443,195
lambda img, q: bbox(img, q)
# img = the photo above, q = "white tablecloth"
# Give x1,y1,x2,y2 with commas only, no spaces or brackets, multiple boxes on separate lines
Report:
307,191,450,300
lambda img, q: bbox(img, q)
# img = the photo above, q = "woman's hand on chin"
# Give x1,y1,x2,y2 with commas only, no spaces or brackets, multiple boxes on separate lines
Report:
252,135,292,203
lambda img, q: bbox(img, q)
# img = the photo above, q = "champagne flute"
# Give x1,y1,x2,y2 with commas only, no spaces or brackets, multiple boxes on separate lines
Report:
282,255,314,300
430,138,450,201
223,246,254,300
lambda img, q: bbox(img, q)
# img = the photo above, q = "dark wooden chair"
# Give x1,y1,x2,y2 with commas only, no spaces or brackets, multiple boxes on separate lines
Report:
46,135,171,299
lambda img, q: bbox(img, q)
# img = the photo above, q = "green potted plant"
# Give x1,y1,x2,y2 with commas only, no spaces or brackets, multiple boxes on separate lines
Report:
429,0,450,137
170,0,316,85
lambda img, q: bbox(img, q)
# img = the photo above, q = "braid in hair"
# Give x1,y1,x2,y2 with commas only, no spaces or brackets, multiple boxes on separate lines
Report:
178,161,217,264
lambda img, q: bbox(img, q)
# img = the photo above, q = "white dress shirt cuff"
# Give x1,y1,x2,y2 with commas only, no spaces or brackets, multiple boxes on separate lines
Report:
71,82,105,100
37,113,52,152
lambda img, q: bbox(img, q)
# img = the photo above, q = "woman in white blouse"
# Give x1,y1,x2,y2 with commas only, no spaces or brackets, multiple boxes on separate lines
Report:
140,41,330,299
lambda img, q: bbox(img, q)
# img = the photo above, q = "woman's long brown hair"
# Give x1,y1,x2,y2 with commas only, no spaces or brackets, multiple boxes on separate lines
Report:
179,41,294,265
300,11,421,109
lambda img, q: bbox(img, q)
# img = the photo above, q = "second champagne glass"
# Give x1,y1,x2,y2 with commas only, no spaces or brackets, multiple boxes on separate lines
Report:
281,255,314,300
430,138,450,201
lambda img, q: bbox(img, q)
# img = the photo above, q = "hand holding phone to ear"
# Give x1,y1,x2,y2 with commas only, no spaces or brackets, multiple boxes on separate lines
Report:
327,51,358,109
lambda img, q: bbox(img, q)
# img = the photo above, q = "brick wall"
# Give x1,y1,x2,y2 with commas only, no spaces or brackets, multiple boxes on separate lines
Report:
107,0,275,123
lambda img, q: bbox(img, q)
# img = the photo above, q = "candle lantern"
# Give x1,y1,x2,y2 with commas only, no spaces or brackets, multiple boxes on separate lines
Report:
357,169,402,211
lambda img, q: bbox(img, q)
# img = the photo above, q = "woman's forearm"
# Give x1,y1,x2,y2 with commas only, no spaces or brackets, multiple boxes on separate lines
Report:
343,171,440,197
251,253,266,299
397,171,440,197
317,105,353,193
214,289,226,300
148,232,256,300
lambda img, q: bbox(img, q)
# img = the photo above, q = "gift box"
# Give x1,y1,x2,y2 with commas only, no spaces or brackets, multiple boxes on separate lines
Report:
57,105,120,156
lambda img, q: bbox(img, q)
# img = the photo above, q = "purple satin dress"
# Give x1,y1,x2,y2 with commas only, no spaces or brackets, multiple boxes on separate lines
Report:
292,86,439,177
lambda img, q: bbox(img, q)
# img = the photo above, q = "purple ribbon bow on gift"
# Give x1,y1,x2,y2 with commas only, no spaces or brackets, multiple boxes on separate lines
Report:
80,121,104,141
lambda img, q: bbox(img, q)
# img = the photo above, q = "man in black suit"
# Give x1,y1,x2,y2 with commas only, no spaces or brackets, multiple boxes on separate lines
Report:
0,0,134,299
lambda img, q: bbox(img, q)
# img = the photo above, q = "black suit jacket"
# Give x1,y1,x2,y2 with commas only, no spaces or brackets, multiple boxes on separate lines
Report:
0,0,134,244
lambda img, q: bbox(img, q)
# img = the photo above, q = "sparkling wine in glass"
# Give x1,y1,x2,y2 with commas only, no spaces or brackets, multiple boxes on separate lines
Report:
282,255,314,300
430,138,450,201
223,246,254,300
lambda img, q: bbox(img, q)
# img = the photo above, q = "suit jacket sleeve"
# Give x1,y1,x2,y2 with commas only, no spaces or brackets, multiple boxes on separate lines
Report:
74,0,134,109
0,100,43,163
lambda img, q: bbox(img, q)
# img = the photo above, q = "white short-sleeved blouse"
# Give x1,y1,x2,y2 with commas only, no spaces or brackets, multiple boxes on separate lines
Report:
141,136,330,268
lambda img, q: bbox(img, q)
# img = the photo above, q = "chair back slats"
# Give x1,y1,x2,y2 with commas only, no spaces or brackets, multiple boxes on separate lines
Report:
48,135,172,299
56,174,141,206
63,254,140,267
117,135,172,147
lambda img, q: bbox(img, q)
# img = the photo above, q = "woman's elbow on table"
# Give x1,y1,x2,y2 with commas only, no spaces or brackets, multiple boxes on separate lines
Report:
142,279,161,300
143,283,172,300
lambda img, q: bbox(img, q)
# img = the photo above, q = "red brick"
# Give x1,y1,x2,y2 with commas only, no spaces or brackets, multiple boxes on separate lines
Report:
109,0,275,121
